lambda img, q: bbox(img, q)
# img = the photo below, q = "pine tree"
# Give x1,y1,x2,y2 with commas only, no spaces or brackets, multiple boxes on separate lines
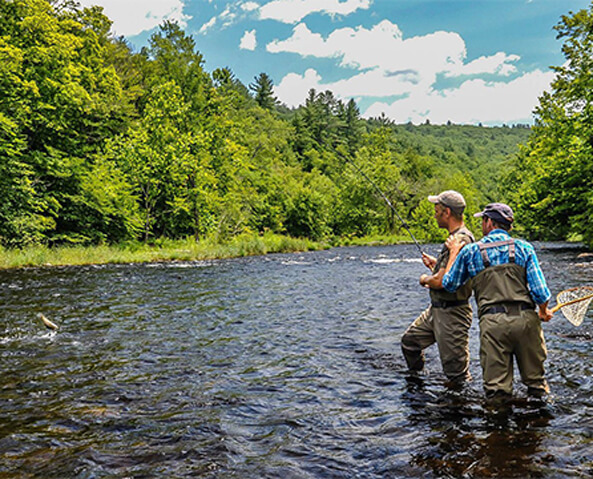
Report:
249,73,277,110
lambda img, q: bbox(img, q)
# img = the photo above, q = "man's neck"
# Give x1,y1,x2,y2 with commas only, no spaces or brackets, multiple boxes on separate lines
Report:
488,228,510,236
447,220,464,234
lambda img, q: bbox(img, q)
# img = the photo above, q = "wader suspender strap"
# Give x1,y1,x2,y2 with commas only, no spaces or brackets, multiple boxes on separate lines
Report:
478,239,515,268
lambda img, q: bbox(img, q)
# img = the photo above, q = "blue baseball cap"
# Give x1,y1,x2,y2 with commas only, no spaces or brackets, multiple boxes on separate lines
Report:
474,203,514,225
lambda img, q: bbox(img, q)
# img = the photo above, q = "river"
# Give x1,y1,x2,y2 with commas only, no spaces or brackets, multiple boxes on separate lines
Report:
1,243,592,478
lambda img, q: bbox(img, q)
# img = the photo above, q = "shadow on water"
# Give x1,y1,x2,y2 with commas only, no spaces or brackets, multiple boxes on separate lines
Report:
0,243,593,477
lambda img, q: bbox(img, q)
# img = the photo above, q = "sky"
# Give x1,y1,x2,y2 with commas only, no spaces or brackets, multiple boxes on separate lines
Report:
77,0,591,126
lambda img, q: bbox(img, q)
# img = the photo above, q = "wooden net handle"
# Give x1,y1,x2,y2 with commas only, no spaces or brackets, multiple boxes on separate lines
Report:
550,292,593,313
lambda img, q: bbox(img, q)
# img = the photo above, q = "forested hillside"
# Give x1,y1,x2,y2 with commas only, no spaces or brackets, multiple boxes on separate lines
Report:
1,0,577,250
503,4,593,246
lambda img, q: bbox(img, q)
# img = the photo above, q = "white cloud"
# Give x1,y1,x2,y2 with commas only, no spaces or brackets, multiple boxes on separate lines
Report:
267,23,332,56
242,2,260,12
199,16,218,34
199,1,254,34
240,30,258,50
275,69,323,106
77,0,190,37
271,20,543,124
363,69,555,124
219,6,237,28
199,0,370,33
267,21,468,92
275,67,419,104
259,0,371,24
267,21,520,82
447,52,521,77
277,68,554,124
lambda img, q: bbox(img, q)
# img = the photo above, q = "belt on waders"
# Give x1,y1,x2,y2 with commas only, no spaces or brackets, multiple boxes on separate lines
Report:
431,299,469,309
483,302,533,316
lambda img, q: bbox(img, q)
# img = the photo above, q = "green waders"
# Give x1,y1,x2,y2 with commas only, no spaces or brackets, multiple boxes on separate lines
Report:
401,226,474,383
472,239,548,397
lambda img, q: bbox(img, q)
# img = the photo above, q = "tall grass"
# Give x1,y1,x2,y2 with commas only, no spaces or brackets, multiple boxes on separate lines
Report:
0,233,325,270
0,232,423,270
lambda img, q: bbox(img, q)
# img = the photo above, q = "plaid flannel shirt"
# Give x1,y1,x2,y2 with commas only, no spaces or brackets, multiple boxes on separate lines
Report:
442,229,551,305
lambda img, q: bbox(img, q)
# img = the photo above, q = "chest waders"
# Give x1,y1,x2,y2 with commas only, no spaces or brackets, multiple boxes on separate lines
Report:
472,239,548,397
401,227,474,383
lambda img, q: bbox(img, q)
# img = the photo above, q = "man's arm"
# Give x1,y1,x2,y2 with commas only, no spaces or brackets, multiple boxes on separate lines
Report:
523,244,553,321
419,267,445,289
419,252,439,288
440,236,470,292
420,233,472,289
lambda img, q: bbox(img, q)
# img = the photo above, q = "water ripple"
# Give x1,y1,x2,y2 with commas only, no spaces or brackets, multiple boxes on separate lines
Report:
0,244,592,477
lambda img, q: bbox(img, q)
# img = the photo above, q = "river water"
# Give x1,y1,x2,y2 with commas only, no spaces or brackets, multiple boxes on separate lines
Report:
1,243,592,478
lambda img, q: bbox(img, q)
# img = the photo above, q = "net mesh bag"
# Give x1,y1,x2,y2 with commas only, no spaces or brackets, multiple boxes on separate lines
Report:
555,286,593,326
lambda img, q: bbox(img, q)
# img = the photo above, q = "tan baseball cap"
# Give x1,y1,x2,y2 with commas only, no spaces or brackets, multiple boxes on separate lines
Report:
427,190,466,213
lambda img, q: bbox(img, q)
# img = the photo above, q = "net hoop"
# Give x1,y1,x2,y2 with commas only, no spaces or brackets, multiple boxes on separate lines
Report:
554,286,593,326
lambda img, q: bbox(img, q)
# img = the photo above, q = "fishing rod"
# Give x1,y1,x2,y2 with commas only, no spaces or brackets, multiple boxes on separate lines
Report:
336,149,425,256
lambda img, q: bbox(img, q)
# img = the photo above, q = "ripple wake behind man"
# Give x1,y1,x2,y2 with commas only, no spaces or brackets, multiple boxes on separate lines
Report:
401,190,475,385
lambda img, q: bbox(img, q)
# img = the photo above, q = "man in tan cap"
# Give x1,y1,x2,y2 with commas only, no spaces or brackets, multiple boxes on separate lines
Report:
401,190,475,385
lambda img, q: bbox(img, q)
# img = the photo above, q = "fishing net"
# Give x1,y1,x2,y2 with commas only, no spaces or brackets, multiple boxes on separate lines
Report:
554,286,593,326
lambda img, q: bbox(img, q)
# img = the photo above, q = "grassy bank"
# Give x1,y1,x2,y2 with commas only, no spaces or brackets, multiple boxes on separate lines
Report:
0,231,425,270
0,233,327,270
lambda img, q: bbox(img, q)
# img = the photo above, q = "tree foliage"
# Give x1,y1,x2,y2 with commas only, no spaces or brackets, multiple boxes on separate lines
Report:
504,3,593,246
0,0,537,248
0,0,130,244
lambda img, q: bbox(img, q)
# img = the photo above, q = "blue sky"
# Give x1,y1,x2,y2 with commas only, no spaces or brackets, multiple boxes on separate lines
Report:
78,0,591,125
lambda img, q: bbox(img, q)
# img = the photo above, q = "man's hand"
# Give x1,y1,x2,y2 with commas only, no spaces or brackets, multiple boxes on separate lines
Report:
419,273,430,288
421,253,437,270
445,235,464,257
538,303,553,322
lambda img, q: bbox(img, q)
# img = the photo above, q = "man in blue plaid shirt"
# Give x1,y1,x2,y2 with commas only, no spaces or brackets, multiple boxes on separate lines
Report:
442,203,553,399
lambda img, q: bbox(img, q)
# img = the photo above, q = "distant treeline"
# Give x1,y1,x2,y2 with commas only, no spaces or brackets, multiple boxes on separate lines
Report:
1,0,591,248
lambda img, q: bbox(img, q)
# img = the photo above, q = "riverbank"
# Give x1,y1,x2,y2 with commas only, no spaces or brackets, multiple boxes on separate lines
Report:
0,233,317,269
0,232,417,270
